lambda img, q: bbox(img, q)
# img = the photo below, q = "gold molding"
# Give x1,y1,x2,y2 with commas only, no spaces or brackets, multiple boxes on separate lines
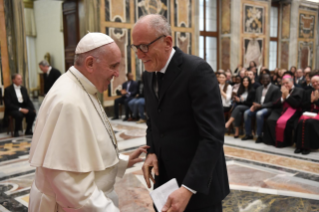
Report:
23,0,34,9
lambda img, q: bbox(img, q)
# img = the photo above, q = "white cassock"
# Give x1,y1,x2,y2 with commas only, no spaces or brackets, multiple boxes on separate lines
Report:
28,66,128,212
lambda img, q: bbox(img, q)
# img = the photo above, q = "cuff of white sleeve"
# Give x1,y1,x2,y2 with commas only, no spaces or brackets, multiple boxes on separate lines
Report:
117,154,129,178
19,108,21,111
182,185,197,194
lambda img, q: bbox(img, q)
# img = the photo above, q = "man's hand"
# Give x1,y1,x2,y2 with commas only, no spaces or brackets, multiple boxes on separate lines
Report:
20,108,29,114
311,90,319,103
161,187,193,212
233,96,240,102
121,89,127,95
281,86,289,99
128,145,149,168
250,105,255,112
142,153,159,188
253,102,261,110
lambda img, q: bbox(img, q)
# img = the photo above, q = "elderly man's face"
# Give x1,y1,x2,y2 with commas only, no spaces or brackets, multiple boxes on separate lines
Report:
282,77,293,90
312,76,319,90
132,22,172,72
94,43,121,92
39,65,49,73
13,74,23,86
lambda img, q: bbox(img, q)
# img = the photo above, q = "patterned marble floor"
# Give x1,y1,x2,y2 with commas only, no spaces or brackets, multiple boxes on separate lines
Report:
0,120,319,212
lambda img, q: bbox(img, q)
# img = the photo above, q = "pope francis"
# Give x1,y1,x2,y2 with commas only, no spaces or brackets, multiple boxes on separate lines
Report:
28,33,148,212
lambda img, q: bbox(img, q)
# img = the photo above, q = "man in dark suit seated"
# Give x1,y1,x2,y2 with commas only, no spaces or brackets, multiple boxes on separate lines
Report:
242,73,281,143
38,60,61,94
112,73,138,121
295,68,305,86
4,74,36,137
132,14,229,212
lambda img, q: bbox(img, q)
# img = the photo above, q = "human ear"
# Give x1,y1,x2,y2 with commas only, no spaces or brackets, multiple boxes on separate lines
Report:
85,56,94,73
164,36,173,50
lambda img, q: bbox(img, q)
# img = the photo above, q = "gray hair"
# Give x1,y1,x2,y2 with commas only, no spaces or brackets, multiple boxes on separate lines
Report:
39,60,50,67
135,14,171,37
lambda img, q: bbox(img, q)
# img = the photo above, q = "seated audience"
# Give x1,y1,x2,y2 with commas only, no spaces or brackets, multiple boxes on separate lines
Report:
225,77,255,138
294,73,319,155
295,68,305,85
239,68,246,79
128,79,146,123
290,66,297,75
262,72,303,147
112,73,138,121
38,60,61,95
218,73,233,112
242,73,281,142
232,75,241,94
301,72,313,90
247,69,261,89
4,74,36,137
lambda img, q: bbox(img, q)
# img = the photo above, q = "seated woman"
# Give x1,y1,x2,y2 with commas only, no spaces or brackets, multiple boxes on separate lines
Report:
225,77,255,138
294,74,319,155
262,72,303,147
218,73,233,112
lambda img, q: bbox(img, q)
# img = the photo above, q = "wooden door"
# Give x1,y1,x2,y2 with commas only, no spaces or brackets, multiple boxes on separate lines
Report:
62,0,80,71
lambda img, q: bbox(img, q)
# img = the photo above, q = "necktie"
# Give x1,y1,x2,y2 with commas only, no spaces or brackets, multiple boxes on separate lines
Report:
157,72,164,94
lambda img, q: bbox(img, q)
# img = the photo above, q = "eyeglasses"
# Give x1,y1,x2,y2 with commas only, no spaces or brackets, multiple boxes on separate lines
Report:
131,35,166,53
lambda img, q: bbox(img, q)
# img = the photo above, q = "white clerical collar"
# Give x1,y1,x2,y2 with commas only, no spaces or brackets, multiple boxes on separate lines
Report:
13,84,21,89
158,48,175,74
47,66,52,75
69,66,98,95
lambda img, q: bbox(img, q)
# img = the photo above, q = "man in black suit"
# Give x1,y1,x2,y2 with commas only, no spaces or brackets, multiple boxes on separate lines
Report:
112,73,138,121
4,74,36,137
132,14,229,212
39,60,61,94
242,73,281,143
295,68,305,85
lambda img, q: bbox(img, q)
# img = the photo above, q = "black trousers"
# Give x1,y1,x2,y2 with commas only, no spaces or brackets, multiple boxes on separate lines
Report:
9,110,36,132
114,96,132,118
154,202,222,212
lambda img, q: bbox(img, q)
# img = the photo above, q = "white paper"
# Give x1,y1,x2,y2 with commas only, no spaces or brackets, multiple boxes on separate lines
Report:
150,178,179,211
303,111,317,117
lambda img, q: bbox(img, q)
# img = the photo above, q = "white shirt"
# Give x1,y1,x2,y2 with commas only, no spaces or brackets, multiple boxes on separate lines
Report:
47,66,52,76
261,83,271,105
220,84,233,107
13,84,23,103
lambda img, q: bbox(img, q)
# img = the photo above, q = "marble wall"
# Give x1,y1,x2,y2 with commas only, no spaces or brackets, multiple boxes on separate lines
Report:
101,0,196,103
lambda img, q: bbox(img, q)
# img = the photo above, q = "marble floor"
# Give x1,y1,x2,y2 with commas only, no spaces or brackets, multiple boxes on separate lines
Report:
0,119,319,211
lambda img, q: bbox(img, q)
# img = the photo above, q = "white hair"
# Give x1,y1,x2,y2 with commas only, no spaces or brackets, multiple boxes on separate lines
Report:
135,14,171,37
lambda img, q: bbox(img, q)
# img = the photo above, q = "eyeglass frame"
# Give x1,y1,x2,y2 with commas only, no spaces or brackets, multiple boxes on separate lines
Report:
130,35,166,53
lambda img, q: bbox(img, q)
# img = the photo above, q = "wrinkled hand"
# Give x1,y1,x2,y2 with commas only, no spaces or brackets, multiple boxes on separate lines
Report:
281,86,289,99
128,145,149,168
20,108,29,114
142,153,159,188
311,90,319,103
162,187,193,212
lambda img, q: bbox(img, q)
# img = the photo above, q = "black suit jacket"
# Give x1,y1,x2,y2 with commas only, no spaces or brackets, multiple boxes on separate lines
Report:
44,67,61,94
143,47,229,210
122,80,138,98
237,89,256,107
254,84,281,109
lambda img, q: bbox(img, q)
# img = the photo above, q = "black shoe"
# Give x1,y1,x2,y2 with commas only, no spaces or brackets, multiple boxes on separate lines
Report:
14,131,19,137
302,149,310,155
25,130,33,136
234,135,239,139
255,136,263,143
294,148,302,154
241,135,253,140
122,117,129,121
111,117,119,120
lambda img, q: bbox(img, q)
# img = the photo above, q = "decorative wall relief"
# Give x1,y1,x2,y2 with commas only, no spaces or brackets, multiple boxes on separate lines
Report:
175,32,191,54
104,0,130,23
243,4,264,34
106,27,131,96
221,37,230,70
221,0,231,34
243,37,263,68
135,0,169,21
174,0,191,28
298,41,313,69
299,13,315,39
281,4,290,39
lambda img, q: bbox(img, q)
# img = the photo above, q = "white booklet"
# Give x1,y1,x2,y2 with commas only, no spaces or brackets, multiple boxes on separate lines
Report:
150,178,179,211
303,111,317,117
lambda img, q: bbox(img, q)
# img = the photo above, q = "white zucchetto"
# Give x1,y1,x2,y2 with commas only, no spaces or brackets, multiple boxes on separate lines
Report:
75,32,114,54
